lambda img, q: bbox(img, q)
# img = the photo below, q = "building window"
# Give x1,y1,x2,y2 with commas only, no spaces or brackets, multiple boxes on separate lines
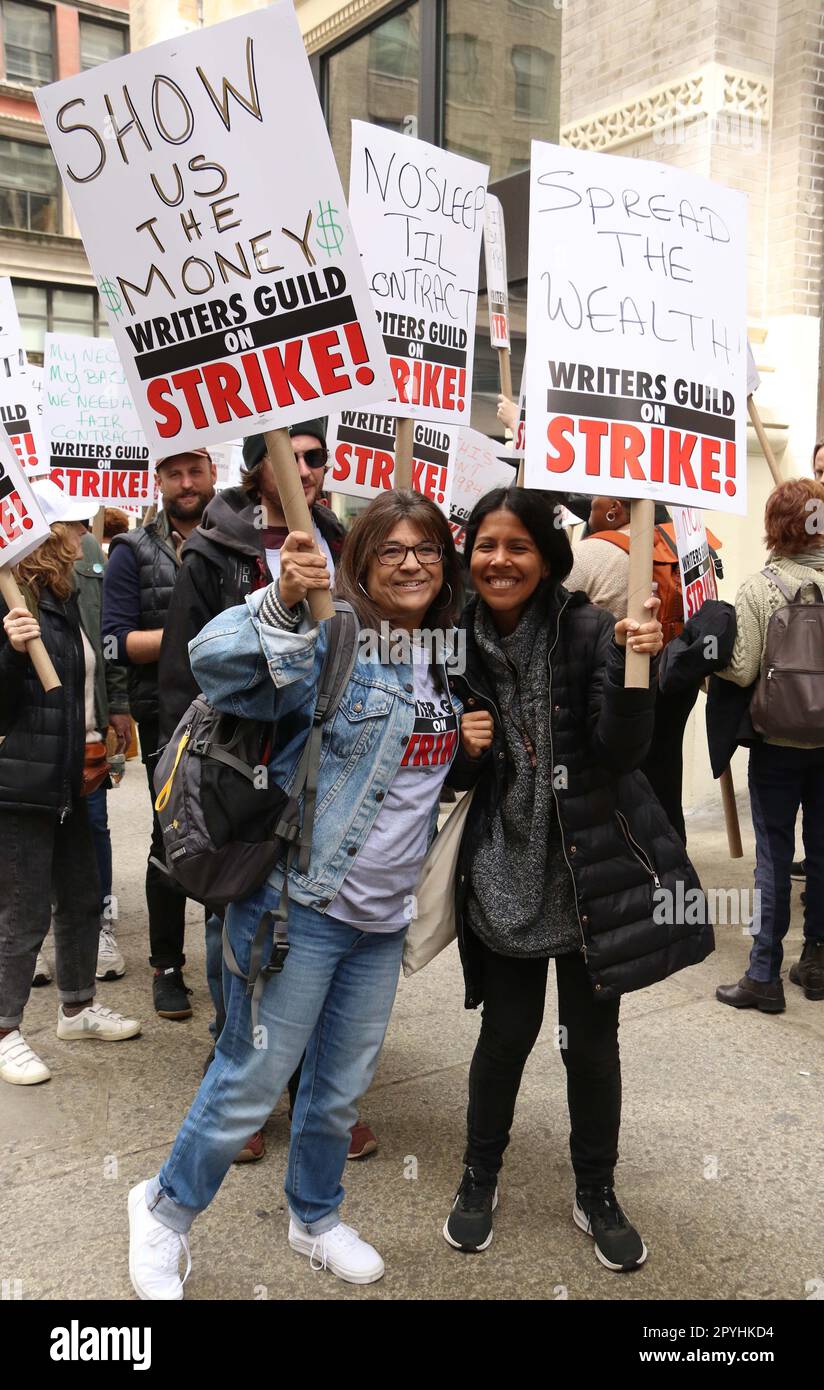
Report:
79,18,128,70
13,280,109,358
1,0,53,86
326,2,419,182
445,33,488,108
511,45,552,120
0,137,60,233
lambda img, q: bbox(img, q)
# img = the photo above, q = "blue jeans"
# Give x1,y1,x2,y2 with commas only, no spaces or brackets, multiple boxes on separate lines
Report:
747,743,824,982
147,893,405,1235
85,786,112,918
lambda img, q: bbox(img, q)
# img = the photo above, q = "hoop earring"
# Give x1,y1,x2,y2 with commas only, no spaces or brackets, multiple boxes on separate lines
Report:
437,581,454,607
605,509,617,523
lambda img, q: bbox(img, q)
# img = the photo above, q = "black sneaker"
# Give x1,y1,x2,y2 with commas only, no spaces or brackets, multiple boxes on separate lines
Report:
153,967,193,1020
573,1186,647,1272
443,1166,498,1252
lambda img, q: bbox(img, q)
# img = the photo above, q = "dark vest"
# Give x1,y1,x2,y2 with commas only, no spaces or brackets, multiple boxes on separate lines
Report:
108,514,179,724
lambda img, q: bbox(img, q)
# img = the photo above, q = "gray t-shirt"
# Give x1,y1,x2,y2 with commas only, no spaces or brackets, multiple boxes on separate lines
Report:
329,659,458,932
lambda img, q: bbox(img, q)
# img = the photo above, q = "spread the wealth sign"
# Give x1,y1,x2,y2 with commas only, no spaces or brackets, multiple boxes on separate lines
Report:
348,121,488,426
36,2,391,457
0,431,50,566
0,278,49,478
327,411,456,515
525,142,748,515
44,333,153,504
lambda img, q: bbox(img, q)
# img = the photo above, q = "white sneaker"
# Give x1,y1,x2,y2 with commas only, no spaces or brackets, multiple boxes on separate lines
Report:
32,952,52,987
56,1003,141,1041
96,928,126,981
128,1180,191,1301
288,1217,385,1285
0,1030,51,1085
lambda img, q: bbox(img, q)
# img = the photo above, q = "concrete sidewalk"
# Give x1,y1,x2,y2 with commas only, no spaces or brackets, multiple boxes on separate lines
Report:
1,770,822,1302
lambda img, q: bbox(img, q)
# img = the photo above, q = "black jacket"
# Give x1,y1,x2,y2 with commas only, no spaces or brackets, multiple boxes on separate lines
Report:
0,588,86,814
158,487,345,743
106,510,180,724
658,599,757,777
447,590,713,1007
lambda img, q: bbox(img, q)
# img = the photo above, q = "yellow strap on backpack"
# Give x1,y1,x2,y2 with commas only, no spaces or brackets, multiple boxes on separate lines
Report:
155,731,189,813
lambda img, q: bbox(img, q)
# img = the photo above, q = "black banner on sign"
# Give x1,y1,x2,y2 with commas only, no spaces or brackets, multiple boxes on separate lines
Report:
382,335,465,369
547,390,736,442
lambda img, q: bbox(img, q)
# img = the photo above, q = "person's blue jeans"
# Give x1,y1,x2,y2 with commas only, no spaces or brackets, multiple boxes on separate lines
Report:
147,892,405,1235
85,786,112,919
747,742,824,982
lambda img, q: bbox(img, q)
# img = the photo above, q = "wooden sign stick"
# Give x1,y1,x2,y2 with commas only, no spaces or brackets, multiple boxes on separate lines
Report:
719,764,744,858
394,417,414,490
747,396,783,487
263,428,334,623
624,498,655,689
91,506,105,543
497,347,512,404
0,569,60,691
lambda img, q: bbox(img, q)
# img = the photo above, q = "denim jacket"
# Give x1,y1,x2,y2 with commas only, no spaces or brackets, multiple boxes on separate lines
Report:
189,587,462,912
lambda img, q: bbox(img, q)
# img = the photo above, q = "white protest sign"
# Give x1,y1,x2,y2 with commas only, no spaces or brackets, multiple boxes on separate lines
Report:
0,429,51,567
449,427,516,551
208,437,244,490
746,341,760,396
36,3,392,458
44,333,153,506
348,121,488,426
484,194,510,350
672,505,718,619
0,279,50,478
327,410,456,515
525,142,748,516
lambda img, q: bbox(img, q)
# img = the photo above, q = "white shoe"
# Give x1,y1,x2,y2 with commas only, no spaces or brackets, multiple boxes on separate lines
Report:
32,952,52,987
56,1003,141,1041
0,1030,51,1085
96,928,126,981
288,1217,385,1285
128,1180,191,1301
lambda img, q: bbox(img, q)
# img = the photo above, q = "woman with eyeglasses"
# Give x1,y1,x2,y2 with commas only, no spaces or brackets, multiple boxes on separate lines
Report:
129,490,463,1299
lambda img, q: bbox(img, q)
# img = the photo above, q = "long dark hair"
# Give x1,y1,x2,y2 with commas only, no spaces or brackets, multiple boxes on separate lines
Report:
464,487,574,603
335,490,463,631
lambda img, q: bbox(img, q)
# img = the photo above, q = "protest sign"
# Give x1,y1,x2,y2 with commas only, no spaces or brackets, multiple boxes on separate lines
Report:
449,427,515,551
746,341,760,397
0,431,59,690
525,142,748,517
0,279,49,478
44,333,153,506
671,505,718,619
484,194,510,352
36,3,391,458
327,410,456,515
209,437,244,490
348,121,488,426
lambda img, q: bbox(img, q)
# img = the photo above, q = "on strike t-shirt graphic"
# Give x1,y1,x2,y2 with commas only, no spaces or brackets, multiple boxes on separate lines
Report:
329,660,458,932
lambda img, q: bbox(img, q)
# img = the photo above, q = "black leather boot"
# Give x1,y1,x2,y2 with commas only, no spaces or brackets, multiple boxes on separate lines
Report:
789,942,824,1000
716,974,786,1013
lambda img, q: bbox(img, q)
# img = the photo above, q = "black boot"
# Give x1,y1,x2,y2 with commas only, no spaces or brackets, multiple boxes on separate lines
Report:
789,942,824,1001
715,974,785,1013
153,967,193,1020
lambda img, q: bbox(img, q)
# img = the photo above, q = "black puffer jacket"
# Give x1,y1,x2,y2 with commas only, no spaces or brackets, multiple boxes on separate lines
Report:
107,510,179,723
158,487,345,742
448,590,713,1007
0,588,86,814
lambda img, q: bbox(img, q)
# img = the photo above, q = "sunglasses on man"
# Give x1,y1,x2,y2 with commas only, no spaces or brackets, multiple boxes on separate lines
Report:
293,447,329,469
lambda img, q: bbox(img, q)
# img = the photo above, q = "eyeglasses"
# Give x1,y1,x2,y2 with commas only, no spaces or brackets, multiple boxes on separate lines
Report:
375,541,444,567
293,447,328,469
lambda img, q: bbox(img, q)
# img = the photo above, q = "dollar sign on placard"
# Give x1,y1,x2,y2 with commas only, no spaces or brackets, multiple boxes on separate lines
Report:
98,279,124,319
316,200,344,257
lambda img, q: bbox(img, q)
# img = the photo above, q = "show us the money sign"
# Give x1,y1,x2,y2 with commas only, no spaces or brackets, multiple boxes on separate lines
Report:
349,122,489,426
35,2,391,456
525,141,748,515
327,410,456,516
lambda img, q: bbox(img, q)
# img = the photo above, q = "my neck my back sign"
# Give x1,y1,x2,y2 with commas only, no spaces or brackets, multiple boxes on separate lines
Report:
525,142,747,515
36,2,391,457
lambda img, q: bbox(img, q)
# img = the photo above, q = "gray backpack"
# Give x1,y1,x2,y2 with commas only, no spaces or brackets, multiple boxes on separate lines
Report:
749,569,824,742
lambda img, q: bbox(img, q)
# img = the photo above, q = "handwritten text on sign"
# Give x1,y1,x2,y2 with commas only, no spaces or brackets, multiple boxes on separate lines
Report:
525,142,747,515
349,122,488,426
36,3,390,455
327,410,456,516
449,428,516,552
44,333,153,504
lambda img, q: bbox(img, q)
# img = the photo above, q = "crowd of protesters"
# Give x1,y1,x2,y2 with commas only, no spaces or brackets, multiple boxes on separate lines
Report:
0,415,821,1298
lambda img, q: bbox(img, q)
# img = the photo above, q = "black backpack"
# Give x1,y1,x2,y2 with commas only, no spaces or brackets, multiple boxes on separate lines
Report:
153,601,358,911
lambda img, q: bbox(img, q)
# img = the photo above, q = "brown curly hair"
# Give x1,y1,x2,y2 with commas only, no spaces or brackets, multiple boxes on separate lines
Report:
15,523,79,601
764,478,824,554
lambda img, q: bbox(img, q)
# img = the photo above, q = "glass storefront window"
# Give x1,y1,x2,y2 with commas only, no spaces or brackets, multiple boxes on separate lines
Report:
326,2,419,185
444,0,560,179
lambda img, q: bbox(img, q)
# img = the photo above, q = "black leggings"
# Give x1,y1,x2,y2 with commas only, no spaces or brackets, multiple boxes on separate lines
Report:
465,937,621,1188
